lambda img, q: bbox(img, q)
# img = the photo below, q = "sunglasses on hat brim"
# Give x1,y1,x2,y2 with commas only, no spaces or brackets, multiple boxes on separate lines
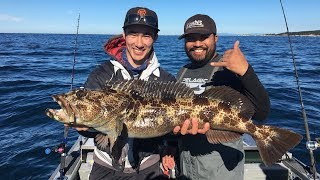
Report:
125,14,158,29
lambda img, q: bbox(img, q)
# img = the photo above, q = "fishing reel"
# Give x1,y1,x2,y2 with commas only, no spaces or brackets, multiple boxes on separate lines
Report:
306,138,320,151
45,140,69,179
45,143,66,155
45,127,69,155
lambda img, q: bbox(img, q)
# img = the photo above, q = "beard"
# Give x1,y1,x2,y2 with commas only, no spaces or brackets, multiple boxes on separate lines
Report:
185,45,216,67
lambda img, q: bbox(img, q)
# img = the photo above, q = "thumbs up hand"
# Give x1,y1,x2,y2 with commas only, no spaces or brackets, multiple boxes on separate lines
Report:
210,40,249,76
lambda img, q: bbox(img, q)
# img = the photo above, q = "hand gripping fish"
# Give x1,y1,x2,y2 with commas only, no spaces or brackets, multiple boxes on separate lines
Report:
46,80,302,166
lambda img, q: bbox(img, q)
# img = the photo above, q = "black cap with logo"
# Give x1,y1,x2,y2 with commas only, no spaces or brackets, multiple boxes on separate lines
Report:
179,14,216,39
123,7,160,32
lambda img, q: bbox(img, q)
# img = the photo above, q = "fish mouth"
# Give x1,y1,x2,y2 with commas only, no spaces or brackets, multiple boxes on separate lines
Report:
52,94,70,115
45,108,68,123
45,108,55,119
48,94,78,124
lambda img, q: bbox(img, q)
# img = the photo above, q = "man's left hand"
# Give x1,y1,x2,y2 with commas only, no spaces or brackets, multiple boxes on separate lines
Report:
210,40,249,76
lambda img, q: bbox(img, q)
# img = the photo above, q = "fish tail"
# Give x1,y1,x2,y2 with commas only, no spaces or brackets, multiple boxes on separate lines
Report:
254,126,303,166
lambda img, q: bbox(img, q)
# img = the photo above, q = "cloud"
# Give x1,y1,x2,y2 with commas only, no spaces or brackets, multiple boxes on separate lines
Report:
0,14,23,22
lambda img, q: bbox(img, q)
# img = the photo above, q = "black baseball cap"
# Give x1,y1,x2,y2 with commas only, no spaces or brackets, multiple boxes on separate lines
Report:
179,14,216,39
123,7,160,32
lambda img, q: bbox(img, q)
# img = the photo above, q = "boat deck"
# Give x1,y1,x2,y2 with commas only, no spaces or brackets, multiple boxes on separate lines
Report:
49,135,317,180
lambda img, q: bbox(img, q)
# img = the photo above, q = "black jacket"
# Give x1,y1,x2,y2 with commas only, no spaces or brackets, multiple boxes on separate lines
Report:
79,35,176,170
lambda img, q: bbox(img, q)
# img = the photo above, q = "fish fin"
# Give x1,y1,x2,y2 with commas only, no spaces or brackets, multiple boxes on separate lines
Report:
206,129,242,143
254,126,303,166
94,133,127,171
94,121,124,153
110,136,129,171
94,133,111,152
105,80,194,99
199,86,255,119
94,133,119,153
108,136,117,153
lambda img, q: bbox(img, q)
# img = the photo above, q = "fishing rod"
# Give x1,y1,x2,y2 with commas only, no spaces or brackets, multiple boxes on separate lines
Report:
59,12,81,179
71,13,80,90
45,13,81,179
279,0,318,179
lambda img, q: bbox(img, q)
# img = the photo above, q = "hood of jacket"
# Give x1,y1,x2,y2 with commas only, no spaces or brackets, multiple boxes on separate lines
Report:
103,35,160,80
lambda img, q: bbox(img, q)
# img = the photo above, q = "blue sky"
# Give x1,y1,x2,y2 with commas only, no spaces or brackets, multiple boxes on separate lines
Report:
0,0,319,35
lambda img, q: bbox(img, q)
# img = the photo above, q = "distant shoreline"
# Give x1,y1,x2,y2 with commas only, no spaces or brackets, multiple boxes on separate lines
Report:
264,30,320,36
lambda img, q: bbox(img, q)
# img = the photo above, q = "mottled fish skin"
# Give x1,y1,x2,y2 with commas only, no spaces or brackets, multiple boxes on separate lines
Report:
47,88,131,139
46,80,302,166
122,96,247,138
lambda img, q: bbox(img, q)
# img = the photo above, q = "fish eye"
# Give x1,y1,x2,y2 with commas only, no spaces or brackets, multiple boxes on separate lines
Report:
76,89,86,98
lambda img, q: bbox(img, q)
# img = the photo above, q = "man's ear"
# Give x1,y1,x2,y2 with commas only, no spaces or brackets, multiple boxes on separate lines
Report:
154,34,158,41
122,31,126,39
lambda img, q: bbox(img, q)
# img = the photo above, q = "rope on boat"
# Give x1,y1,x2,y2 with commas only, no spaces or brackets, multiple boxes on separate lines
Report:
279,0,318,179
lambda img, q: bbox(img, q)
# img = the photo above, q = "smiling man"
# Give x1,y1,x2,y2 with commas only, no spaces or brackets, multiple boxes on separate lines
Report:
175,14,270,180
77,7,176,180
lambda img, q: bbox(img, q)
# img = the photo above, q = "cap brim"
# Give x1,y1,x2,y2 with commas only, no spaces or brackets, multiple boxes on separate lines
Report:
178,33,187,40
178,32,214,40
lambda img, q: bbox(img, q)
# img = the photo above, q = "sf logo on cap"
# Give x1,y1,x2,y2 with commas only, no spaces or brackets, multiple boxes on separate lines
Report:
137,9,147,17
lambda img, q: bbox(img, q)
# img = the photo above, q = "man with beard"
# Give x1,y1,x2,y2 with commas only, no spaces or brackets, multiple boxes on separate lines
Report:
173,14,270,180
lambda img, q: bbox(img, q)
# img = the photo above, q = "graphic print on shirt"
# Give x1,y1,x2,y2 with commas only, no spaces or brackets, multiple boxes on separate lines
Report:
180,77,208,94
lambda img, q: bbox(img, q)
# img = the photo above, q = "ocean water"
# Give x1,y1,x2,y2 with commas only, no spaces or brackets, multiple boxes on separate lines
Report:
0,33,319,179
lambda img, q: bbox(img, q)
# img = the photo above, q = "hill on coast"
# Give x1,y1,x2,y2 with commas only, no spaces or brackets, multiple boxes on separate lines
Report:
266,30,320,36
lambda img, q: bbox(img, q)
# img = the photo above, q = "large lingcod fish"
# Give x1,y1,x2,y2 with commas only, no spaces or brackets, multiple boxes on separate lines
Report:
46,80,302,166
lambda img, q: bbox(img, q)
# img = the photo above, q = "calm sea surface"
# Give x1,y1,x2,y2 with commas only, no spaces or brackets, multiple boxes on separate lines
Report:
0,33,319,179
